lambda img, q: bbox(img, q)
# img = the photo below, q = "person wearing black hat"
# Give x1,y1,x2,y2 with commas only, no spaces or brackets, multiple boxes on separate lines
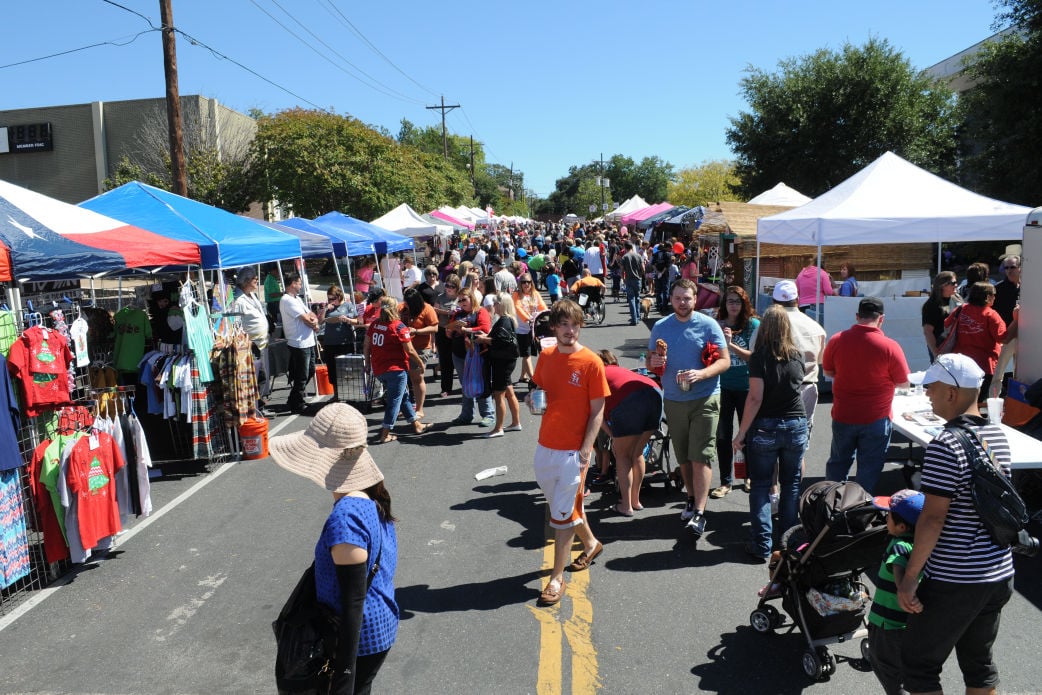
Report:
822,297,911,494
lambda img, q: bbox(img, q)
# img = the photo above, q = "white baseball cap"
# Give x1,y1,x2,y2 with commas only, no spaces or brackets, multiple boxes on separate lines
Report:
772,280,798,302
910,353,985,389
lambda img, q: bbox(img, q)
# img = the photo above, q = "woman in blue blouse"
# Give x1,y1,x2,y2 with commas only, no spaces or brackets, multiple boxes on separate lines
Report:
270,403,399,694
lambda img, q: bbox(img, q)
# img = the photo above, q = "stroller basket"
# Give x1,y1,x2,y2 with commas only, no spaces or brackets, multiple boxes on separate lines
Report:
782,583,869,639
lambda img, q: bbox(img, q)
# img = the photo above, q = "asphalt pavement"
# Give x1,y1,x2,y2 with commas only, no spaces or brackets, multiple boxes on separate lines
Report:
0,295,1040,694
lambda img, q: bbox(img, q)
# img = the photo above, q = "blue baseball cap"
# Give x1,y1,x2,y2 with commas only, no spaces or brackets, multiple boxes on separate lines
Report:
873,489,925,525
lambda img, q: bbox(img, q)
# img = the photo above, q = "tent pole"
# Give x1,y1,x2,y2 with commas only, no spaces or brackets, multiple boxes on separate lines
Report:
7,284,23,316
755,236,762,313
89,277,96,305
331,253,344,292
197,268,207,312
118,276,123,311
937,242,942,274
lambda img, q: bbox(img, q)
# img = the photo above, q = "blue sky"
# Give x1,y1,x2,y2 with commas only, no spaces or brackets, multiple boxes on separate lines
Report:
3,1,1001,200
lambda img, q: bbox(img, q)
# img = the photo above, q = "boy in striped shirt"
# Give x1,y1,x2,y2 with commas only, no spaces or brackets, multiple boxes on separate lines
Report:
867,489,925,695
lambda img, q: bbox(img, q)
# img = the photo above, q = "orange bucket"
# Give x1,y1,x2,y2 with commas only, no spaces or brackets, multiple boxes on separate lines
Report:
316,364,334,396
239,417,269,460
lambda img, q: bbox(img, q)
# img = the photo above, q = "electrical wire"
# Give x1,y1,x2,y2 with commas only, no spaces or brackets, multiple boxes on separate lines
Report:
0,30,157,71
316,0,440,98
251,0,426,106
100,0,157,29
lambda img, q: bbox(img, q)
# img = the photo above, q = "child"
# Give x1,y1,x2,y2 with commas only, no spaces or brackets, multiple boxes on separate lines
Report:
867,489,924,695
545,264,562,303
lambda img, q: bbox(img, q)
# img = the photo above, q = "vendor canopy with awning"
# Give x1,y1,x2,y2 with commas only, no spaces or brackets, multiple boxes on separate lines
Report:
81,181,302,269
313,211,414,253
430,209,474,231
747,182,813,207
757,152,1031,246
258,220,333,258
0,179,200,282
620,202,673,226
281,216,375,257
371,203,451,239
606,194,651,220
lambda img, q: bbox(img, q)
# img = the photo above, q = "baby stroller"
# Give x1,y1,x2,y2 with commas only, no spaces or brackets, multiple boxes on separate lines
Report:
748,481,889,681
531,310,556,350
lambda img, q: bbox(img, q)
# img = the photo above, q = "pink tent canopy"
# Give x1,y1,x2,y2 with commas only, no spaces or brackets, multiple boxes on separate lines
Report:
620,202,673,226
430,209,474,230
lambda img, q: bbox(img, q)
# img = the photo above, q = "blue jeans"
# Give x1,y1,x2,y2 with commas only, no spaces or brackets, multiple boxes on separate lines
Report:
377,370,416,429
451,353,493,421
825,416,893,495
625,279,641,323
746,416,808,557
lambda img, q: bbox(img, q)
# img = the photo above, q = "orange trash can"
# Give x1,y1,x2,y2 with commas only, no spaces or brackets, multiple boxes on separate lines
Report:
315,364,334,396
239,417,269,460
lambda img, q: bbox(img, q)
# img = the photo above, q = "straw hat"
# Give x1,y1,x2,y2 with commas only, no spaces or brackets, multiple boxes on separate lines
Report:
269,403,384,493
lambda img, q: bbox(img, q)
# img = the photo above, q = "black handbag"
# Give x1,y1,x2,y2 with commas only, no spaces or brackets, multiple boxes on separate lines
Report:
488,317,519,360
273,548,383,694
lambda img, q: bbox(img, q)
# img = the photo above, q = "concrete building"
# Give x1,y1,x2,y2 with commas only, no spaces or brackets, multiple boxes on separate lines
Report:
0,95,256,205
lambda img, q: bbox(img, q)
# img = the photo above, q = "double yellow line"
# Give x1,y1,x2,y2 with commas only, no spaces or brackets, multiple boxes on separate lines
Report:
528,535,600,694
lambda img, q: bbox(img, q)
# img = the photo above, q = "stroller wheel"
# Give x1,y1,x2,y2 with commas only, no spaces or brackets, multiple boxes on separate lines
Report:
749,609,774,634
821,648,836,676
764,603,784,628
802,650,823,680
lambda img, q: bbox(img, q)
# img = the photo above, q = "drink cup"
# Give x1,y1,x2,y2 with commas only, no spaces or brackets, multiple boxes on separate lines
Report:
677,370,691,392
986,398,1004,425
529,389,547,415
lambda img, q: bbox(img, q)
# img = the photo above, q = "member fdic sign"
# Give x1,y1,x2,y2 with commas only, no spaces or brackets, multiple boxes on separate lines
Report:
0,122,54,154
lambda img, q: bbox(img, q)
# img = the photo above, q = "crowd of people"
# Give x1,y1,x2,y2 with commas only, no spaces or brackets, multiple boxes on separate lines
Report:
250,220,1025,694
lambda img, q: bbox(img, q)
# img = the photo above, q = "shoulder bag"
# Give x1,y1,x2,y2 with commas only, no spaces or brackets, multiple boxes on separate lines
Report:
936,305,963,355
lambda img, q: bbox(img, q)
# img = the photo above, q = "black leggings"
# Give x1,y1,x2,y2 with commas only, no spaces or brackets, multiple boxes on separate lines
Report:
353,650,389,695
435,327,455,393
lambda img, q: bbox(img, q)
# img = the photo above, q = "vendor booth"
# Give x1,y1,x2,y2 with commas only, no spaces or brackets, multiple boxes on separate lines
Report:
757,151,1031,371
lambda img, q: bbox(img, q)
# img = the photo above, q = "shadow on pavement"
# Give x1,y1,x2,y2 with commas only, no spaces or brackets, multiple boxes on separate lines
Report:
396,569,546,617
452,482,545,551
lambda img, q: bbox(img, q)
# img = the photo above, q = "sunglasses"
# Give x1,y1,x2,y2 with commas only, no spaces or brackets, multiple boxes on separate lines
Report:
520,280,532,284
935,359,961,388
1003,265,1020,270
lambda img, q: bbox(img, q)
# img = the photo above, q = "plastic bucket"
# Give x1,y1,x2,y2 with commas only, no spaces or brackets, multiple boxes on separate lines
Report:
239,418,269,460
316,364,334,395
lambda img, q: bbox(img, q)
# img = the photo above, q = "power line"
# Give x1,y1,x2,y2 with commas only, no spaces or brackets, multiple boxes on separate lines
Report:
250,0,426,106
0,29,157,70
316,0,440,98
100,0,158,28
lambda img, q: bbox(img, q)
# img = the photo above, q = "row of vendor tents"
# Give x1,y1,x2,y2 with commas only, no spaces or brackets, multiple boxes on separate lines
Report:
0,179,508,284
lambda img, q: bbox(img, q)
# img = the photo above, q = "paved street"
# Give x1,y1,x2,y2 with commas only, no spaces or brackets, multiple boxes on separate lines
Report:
1,297,1040,694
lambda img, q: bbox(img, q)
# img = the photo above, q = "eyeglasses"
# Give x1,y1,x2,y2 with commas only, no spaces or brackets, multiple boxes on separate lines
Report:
943,281,956,287
445,284,458,289
1003,264,1020,270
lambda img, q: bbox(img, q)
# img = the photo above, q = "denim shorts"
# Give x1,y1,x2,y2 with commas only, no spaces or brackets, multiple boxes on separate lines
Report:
607,387,663,438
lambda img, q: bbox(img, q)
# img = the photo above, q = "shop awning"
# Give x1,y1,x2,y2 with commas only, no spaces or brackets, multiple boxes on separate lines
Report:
0,179,201,282
281,217,375,258
313,212,414,254
81,181,302,269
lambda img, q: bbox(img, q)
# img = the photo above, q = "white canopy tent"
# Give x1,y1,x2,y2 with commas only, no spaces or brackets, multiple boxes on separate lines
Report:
371,203,452,239
747,182,812,207
756,151,1031,370
605,194,650,221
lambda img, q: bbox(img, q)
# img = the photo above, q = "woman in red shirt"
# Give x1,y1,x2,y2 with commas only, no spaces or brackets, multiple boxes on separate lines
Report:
364,297,430,443
595,350,663,516
946,281,1017,402
446,285,494,426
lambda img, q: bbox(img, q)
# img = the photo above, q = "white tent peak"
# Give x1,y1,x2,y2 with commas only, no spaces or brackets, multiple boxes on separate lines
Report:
758,151,1031,246
371,203,451,238
606,194,650,220
747,182,812,207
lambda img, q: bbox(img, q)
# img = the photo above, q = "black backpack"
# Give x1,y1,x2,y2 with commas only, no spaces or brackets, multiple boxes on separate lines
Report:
946,422,1030,548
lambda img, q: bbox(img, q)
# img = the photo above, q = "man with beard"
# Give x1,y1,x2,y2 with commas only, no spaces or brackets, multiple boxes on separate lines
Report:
648,279,730,541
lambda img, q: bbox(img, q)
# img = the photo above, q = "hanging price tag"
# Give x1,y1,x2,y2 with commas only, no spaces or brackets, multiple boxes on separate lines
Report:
89,434,100,450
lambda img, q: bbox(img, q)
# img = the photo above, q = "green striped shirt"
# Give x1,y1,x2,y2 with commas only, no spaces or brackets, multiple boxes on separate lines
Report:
868,535,914,630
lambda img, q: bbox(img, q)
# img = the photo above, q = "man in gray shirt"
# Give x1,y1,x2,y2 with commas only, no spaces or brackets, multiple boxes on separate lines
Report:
619,240,645,326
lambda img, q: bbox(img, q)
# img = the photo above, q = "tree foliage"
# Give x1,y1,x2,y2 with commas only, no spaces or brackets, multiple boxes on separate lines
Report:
726,38,960,198
668,160,742,206
251,109,473,219
536,155,674,216
958,0,1042,205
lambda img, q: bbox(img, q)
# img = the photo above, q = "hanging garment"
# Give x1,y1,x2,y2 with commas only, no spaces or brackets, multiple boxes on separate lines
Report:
0,469,30,589
188,357,230,460
57,431,125,562
212,331,258,427
113,307,152,373
121,412,152,517
0,310,19,357
0,354,22,473
181,286,215,383
70,316,90,368
7,326,74,417
89,364,120,420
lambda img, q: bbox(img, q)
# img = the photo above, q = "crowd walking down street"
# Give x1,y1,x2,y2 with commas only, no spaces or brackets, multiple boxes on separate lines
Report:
0,222,1039,695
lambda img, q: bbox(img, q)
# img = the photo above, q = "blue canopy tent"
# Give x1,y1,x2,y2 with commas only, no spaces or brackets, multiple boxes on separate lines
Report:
81,182,302,269
313,212,414,254
280,217,373,258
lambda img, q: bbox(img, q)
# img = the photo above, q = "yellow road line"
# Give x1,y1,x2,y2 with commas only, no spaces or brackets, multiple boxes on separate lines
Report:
531,531,600,694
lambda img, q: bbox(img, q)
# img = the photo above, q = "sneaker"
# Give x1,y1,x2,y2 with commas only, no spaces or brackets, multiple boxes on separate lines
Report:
687,513,707,539
478,416,496,428
770,493,780,516
680,498,696,521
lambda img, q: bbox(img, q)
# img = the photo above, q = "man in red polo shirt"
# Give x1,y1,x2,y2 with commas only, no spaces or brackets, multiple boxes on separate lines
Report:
822,297,910,494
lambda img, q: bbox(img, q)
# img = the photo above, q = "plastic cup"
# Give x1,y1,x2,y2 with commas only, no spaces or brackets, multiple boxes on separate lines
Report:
529,389,547,415
986,398,1004,425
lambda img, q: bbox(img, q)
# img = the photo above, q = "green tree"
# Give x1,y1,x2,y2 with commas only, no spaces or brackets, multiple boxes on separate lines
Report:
959,0,1042,205
251,109,472,220
726,38,960,198
668,160,742,206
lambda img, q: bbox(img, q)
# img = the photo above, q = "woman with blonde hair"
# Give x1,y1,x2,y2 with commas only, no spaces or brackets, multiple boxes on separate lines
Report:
733,304,807,561
512,273,547,384
447,284,494,426
475,293,522,437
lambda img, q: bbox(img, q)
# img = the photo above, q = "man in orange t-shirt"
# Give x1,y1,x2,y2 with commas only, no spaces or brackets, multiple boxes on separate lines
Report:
528,299,610,606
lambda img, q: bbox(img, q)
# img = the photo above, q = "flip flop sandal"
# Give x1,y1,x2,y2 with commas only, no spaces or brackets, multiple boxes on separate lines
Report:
568,542,604,572
376,433,398,444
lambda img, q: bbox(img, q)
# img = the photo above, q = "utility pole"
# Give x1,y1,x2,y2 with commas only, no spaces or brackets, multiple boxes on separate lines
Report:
509,162,514,201
599,152,605,214
426,95,460,160
469,135,476,191
160,0,187,196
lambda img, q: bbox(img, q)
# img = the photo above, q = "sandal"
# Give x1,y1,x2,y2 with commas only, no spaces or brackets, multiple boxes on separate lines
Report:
539,579,566,605
376,433,397,444
568,542,603,571
612,504,634,517
411,422,432,435
710,485,731,499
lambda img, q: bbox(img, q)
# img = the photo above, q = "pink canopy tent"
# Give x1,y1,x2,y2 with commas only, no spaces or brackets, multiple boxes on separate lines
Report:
430,209,474,230
620,202,673,226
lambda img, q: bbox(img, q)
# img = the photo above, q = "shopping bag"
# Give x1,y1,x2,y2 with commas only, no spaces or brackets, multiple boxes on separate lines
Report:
462,345,486,399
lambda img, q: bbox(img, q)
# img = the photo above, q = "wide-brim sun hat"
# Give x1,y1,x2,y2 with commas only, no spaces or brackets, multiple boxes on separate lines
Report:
269,403,384,493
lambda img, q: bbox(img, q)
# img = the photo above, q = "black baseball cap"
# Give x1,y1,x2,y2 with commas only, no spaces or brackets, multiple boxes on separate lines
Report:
858,297,885,318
